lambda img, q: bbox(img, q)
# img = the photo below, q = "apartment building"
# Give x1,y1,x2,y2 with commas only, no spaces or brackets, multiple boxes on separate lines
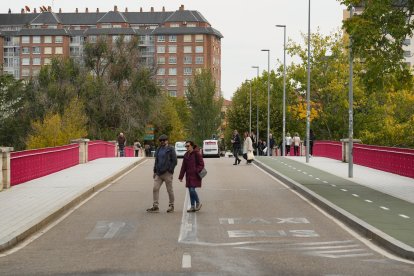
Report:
0,5,223,98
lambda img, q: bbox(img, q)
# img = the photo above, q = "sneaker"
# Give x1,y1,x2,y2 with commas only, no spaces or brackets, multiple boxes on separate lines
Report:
187,206,196,212
195,203,202,211
167,204,174,213
146,206,159,213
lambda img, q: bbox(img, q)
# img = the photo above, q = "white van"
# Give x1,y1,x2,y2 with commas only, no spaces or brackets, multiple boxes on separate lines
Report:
202,140,220,158
175,141,187,158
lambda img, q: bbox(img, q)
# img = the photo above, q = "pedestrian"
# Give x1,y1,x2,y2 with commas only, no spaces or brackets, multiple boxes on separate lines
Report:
144,144,151,157
293,132,301,156
231,129,242,165
117,132,126,157
146,134,178,213
133,140,141,157
178,140,204,212
285,132,292,156
269,134,275,156
250,131,257,155
309,129,315,156
242,131,254,164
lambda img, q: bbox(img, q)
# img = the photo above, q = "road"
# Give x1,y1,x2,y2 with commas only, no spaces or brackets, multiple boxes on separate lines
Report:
0,157,413,275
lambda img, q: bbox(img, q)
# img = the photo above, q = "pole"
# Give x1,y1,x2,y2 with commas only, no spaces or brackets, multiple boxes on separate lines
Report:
349,6,354,178
306,0,311,163
276,25,287,156
249,81,252,135
265,51,270,156
252,66,260,155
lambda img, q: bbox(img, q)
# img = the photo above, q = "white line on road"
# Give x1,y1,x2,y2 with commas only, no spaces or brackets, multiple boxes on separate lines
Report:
341,189,348,192
365,200,373,203
399,214,410,219
380,206,390,211
315,178,320,180
182,253,191,268
330,184,336,187
352,194,359,198
323,181,328,184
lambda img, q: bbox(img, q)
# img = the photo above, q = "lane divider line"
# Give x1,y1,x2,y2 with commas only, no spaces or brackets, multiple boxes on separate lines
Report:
399,214,410,219
380,206,389,211
182,253,191,268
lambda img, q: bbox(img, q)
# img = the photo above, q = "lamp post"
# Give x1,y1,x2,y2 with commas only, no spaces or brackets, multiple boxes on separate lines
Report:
261,49,270,156
252,66,260,153
276,24,286,157
348,5,354,178
306,0,311,163
246,79,252,135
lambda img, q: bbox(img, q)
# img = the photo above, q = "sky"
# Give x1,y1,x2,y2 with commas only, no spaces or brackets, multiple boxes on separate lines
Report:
2,0,346,100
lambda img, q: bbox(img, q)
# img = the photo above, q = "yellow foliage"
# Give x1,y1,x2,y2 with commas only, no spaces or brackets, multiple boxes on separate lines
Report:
288,100,320,121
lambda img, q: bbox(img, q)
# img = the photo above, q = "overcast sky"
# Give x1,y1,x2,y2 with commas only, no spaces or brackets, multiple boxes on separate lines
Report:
2,0,346,99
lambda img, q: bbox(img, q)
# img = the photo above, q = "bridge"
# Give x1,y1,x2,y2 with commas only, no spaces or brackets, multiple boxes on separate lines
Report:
0,140,413,274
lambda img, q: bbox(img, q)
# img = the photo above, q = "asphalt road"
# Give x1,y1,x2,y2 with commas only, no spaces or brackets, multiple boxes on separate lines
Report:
0,157,413,275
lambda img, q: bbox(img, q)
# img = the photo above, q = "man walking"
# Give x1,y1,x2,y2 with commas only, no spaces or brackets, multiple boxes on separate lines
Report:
146,134,178,213
231,130,242,165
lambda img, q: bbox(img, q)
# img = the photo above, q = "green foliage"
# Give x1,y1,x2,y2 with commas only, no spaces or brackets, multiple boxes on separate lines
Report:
186,69,223,146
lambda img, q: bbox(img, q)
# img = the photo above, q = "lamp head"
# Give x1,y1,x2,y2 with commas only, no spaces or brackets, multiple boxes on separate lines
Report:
276,24,286,28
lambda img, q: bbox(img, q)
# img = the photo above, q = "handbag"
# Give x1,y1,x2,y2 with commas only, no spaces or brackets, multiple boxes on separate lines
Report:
195,152,207,178
247,151,254,161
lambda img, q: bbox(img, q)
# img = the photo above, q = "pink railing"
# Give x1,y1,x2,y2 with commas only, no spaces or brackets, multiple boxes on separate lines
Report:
88,140,116,161
354,145,414,178
313,141,342,160
125,146,134,157
10,144,79,186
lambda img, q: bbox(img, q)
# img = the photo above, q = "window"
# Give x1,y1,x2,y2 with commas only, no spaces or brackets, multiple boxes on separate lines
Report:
55,36,63,43
168,90,177,97
403,39,411,46
169,56,177,64
124,35,131,42
170,23,179,28
47,25,57,29
184,78,190,86
195,46,204,53
89,35,97,43
168,78,177,86
169,68,177,75
195,56,204,64
184,46,192,53
22,36,30,43
32,57,41,65
113,25,121,28
157,35,165,42
184,35,192,42
21,68,30,76
22,47,30,54
32,47,41,54
195,35,203,42
157,46,165,53
44,36,52,43
55,47,63,54
44,58,51,65
33,36,41,43
157,56,165,64
184,56,192,64
169,35,177,42
70,47,80,56
22,58,30,65
44,47,52,54
112,35,120,43
187,23,197,27
184,67,192,75
156,79,166,86
157,68,165,75
168,45,177,54
403,50,411,58
70,36,79,44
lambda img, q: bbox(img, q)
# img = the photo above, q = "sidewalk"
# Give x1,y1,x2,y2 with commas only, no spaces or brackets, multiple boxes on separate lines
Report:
255,156,414,261
0,157,143,253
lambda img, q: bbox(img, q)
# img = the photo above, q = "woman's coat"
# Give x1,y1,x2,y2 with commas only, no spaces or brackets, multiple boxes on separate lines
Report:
179,147,205,188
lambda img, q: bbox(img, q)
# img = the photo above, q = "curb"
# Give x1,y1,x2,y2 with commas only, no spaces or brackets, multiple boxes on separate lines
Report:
254,159,414,261
0,158,145,253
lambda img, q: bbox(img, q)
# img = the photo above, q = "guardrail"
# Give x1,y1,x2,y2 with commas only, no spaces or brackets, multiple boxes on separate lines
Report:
88,140,116,161
10,144,79,186
313,141,342,160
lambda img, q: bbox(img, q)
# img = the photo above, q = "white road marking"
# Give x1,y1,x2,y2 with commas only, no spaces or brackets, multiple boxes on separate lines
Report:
330,184,336,187
352,194,359,198
303,171,308,174
380,206,389,211
182,253,191,268
365,200,373,203
315,178,320,180
309,175,313,177
399,214,410,219
341,189,348,192
323,181,328,184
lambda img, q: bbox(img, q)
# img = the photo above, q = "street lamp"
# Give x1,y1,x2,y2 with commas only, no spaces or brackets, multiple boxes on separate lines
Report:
306,0,311,163
252,65,260,154
348,5,355,178
276,24,287,157
261,49,270,156
246,79,252,136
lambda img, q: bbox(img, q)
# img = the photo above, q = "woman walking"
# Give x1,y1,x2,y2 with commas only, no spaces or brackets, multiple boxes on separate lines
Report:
179,141,205,212
242,131,254,164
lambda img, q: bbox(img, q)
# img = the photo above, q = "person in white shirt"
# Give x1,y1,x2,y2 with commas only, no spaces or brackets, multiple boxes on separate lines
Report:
285,132,292,156
292,132,301,156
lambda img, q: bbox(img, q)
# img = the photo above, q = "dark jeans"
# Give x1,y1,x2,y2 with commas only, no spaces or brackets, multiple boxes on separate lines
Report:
309,141,314,155
188,187,200,207
233,147,241,163
294,145,299,156
119,148,125,157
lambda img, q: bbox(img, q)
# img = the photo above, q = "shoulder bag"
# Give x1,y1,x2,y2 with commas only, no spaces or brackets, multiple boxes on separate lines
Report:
195,152,207,178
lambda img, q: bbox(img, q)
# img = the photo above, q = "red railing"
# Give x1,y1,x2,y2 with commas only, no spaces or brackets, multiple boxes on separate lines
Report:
313,141,342,161
125,146,134,157
10,144,79,186
354,145,414,178
88,140,116,161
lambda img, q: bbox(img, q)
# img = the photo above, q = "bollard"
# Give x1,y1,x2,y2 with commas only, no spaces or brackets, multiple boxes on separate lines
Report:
71,139,90,164
0,147,14,190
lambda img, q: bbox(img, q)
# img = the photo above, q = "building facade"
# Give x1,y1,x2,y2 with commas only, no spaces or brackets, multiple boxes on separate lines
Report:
0,5,223,98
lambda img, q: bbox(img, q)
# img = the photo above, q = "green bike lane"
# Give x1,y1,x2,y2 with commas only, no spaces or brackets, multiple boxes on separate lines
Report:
255,156,414,260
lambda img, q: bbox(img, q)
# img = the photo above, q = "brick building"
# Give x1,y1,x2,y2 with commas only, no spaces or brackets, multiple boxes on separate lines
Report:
0,5,223,97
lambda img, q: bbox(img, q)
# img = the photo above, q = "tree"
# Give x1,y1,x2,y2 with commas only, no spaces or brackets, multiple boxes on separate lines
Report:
186,69,223,146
